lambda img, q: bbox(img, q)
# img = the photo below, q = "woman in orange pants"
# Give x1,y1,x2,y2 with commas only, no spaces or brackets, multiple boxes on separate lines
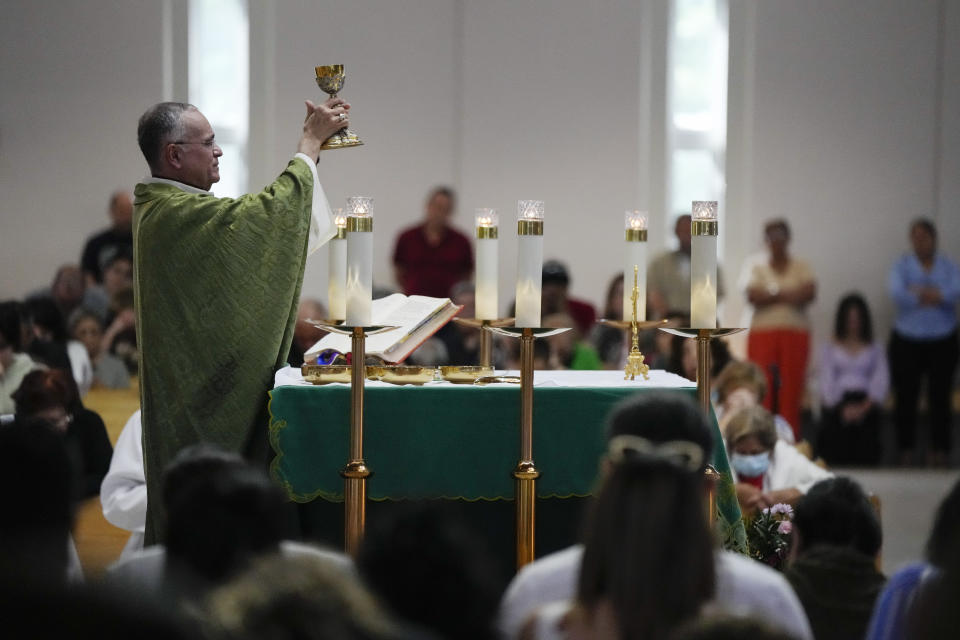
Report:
743,219,816,439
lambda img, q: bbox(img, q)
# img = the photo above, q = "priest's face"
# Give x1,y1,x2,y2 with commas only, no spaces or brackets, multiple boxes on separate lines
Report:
174,109,222,190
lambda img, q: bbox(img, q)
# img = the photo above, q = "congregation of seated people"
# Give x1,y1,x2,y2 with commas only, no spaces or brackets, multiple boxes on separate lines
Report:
3,182,960,640
4,389,959,639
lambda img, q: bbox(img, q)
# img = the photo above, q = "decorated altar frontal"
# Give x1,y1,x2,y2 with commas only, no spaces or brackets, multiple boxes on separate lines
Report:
269,368,747,559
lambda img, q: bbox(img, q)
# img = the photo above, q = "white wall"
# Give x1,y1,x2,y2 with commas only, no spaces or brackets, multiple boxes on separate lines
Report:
1,0,957,349
0,0,167,299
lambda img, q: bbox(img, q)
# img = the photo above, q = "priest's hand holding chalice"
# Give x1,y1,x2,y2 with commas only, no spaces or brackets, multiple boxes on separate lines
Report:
315,64,363,149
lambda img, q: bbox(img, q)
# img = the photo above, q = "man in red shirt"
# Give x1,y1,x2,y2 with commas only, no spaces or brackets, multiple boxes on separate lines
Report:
392,187,474,298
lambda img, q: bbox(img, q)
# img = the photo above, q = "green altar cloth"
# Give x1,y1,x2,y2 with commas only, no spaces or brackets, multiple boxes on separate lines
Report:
269,371,746,551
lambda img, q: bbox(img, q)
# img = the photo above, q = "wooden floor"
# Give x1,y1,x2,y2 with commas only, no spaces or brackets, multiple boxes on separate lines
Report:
77,381,142,579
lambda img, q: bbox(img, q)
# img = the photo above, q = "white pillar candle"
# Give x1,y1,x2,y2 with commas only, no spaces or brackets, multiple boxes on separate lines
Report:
690,201,718,329
345,197,374,327
475,208,499,320
623,210,648,321
328,210,348,321
515,200,544,328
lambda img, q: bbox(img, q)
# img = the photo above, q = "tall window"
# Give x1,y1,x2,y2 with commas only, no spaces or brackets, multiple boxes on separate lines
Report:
668,0,728,237
189,0,249,197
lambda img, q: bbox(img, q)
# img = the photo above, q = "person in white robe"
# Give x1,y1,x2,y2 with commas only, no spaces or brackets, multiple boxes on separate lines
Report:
100,410,147,558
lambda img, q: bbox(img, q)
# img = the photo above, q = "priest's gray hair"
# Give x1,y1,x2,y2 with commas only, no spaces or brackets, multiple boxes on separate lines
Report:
137,101,197,172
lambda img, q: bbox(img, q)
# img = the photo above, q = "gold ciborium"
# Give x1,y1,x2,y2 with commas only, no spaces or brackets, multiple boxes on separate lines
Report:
315,64,363,150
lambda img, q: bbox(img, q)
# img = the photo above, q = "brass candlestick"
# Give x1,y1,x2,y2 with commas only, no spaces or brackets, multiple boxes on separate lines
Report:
659,327,745,415
452,317,514,367
624,266,650,381
315,64,363,150
310,321,398,555
491,325,570,568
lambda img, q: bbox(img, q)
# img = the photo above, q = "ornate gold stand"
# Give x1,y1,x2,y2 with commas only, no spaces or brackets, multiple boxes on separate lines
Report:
313,322,398,555
659,328,745,415
491,326,569,568
452,317,514,367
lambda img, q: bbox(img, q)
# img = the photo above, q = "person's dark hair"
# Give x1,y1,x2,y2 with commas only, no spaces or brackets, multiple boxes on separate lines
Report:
669,614,796,640
910,217,937,240
164,446,286,588
603,273,624,317
12,369,74,417
542,260,571,287
578,393,716,640
24,296,68,343
137,102,196,171
908,480,960,640
764,218,791,240
833,292,874,343
426,185,456,207
0,418,75,583
103,246,134,271
68,307,103,336
792,476,881,558
357,504,503,640
0,300,23,351
925,476,960,569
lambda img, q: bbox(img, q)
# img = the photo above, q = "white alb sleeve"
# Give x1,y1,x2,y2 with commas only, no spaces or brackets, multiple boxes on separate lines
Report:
294,153,336,255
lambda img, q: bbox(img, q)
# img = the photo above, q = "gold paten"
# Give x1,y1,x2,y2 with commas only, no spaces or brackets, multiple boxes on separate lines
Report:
476,226,499,240
624,266,651,381
346,216,373,233
377,365,436,385
691,220,718,237
625,228,648,242
315,64,363,150
517,219,543,236
440,365,494,384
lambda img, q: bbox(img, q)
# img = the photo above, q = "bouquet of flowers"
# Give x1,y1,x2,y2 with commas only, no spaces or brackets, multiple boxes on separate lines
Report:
746,503,794,571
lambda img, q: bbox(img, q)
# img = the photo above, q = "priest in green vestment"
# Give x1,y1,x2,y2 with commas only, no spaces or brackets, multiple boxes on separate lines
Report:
133,99,350,541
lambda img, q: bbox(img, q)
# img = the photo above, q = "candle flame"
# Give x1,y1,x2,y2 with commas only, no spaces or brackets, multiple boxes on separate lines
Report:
475,208,499,228
625,209,648,231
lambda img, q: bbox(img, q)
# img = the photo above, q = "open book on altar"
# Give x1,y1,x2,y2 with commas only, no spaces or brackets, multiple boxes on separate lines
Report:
304,294,463,364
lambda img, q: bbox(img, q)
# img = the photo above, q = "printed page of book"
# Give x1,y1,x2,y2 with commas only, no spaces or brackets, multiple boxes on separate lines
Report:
304,294,457,361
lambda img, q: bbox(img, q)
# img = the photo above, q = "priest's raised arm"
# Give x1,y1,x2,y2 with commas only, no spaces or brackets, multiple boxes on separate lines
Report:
132,99,350,542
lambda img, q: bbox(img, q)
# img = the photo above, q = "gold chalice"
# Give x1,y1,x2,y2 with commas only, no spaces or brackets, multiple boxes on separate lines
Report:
315,64,363,150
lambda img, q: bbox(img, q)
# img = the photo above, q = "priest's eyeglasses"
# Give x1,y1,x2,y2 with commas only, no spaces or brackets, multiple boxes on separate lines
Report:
172,139,219,149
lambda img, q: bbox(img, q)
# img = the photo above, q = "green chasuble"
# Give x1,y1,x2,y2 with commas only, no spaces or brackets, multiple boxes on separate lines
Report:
133,158,323,542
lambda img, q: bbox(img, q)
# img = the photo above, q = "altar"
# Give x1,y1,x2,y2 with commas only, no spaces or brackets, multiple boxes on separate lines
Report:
269,367,745,571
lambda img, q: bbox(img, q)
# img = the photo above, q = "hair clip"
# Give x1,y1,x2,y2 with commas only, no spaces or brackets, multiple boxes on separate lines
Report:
607,434,704,472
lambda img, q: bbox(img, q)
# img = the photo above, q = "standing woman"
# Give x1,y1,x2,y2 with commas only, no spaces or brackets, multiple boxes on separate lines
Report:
743,219,816,440
888,219,960,467
817,293,889,466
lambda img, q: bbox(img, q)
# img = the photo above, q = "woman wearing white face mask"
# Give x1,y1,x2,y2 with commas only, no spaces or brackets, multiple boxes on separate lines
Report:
726,406,832,517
